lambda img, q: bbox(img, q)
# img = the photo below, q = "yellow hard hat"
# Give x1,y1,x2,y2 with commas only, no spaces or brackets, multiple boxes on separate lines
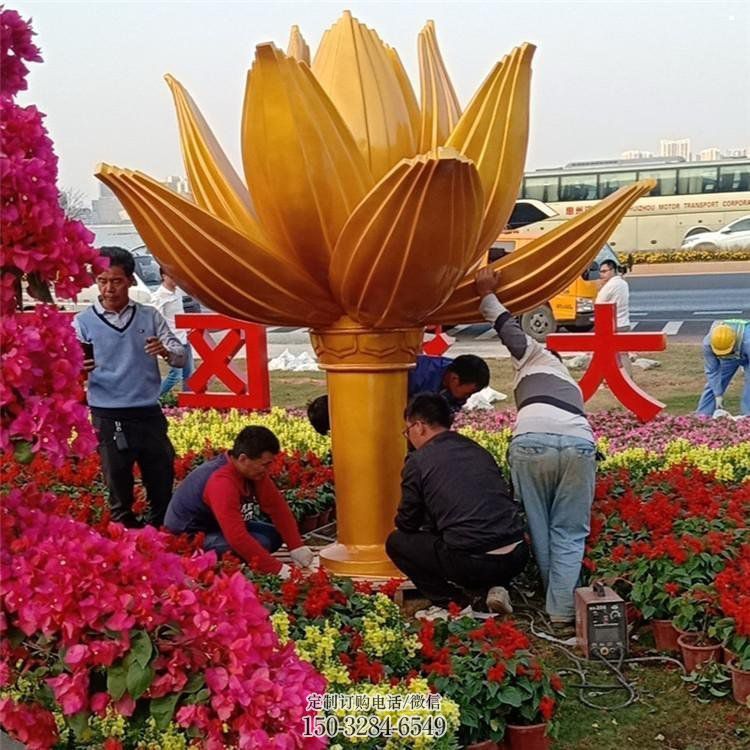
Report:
710,324,736,356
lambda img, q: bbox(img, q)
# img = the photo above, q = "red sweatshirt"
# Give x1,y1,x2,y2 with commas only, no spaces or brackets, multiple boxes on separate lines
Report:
203,457,304,574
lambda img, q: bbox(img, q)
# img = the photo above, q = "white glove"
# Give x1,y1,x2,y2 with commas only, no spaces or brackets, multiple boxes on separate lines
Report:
712,408,731,419
715,395,724,409
290,545,315,568
277,563,292,580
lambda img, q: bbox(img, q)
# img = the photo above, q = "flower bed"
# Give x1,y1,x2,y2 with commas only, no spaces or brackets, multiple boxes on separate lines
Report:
585,464,750,677
629,249,750,264
168,408,750,481
3,406,749,747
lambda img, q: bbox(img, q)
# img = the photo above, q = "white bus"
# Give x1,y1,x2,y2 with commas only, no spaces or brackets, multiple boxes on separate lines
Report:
513,157,750,252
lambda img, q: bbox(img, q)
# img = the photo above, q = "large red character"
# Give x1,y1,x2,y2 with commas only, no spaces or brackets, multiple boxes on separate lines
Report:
175,314,270,410
547,302,667,422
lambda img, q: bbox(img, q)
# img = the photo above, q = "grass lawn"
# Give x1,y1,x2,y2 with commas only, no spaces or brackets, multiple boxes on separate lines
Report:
267,343,744,416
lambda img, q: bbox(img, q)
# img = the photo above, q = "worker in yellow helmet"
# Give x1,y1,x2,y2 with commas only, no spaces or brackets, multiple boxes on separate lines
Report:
696,320,749,417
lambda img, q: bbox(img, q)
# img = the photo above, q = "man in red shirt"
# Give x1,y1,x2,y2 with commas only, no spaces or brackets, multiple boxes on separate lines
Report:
165,426,314,577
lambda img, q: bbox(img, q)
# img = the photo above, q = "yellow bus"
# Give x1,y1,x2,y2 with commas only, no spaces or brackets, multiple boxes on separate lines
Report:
513,157,750,252
489,233,621,340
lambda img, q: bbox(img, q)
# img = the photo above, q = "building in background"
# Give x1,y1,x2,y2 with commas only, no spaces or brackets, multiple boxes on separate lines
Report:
621,149,655,160
91,183,127,224
698,147,722,161
659,138,691,160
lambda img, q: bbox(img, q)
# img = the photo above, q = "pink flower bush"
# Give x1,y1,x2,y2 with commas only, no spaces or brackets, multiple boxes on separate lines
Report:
0,306,96,463
1,8,105,463
0,485,327,749
0,7,42,97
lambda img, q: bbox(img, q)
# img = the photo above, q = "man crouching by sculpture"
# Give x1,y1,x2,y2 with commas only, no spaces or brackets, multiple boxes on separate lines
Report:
165,426,314,578
386,393,528,620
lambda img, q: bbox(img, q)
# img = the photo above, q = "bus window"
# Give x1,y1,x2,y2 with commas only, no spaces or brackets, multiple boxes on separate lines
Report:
523,175,559,202
598,171,637,199
678,166,718,195
718,164,750,192
560,174,597,201
636,169,677,197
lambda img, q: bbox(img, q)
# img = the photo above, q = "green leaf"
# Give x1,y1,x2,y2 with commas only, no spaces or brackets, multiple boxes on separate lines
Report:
126,660,154,700
107,665,127,700
67,711,92,741
498,685,524,708
130,630,153,669
192,688,210,703
150,693,181,730
183,673,205,694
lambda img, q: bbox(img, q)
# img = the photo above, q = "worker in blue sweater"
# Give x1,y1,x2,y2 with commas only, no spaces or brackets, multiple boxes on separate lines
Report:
74,247,186,528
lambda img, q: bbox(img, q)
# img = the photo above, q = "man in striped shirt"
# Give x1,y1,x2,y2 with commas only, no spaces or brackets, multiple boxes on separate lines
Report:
476,267,597,624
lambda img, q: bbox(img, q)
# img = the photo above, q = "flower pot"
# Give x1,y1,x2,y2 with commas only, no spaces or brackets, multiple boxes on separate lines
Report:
727,660,750,705
677,632,722,673
319,508,333,526
466,742,498,750
651,619,681,652
722,647,737,665
299,513,320,534
505,723,551,750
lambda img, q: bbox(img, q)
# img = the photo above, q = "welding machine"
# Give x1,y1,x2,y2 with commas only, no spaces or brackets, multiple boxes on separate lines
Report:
575,582,628,659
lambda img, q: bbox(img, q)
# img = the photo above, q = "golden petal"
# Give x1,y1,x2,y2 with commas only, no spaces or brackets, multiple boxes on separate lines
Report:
312,11,418,180
164,75,265,246
418,20,461,151
429,180,655,324
387,45,420,145
287,25,310,65
96,165,342,327
447,44,535,266
329,149,484,327
242,43,373,289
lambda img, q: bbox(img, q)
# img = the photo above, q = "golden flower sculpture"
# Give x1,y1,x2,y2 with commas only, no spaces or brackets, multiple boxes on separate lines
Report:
97,12,652,576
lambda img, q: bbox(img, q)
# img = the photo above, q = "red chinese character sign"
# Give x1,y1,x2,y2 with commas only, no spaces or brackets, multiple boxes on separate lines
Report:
422,325,455,357
175,313,270,410
546,302,667,422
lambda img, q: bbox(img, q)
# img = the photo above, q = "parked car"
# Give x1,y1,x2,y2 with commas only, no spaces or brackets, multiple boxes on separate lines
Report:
680,215,750,252
130,246,202,313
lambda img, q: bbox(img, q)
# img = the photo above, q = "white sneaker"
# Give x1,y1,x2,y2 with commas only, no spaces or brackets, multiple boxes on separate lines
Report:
486,586,513,614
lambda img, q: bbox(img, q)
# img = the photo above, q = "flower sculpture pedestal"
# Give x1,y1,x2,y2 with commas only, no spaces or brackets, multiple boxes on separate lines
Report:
311,323,423,576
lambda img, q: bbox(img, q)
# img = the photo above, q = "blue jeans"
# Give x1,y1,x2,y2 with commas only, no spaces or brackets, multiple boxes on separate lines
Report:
203,520,282,556
160,346,194,396
696,356,750,416
509,432,596,619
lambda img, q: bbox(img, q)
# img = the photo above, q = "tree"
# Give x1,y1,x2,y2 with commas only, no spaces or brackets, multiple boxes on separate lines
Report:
59,186,90,220
0,8,104,464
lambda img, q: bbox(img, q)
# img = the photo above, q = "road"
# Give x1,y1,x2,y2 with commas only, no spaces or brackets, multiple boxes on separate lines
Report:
626,272,749,340
264,272,749,358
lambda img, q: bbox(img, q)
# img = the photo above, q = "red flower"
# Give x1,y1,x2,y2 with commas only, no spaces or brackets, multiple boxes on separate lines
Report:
539,695,556,720
487,663,506,682
550,673,563,692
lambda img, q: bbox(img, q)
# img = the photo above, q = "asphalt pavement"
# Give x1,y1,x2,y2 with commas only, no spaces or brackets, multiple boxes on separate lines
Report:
264,271,748,357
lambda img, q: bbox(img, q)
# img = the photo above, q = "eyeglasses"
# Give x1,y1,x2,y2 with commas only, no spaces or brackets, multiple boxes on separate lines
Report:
402,421,420,438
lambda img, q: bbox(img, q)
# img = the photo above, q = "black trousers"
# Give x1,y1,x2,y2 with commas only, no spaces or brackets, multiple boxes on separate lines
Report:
92,411,175,527
386,528,529,607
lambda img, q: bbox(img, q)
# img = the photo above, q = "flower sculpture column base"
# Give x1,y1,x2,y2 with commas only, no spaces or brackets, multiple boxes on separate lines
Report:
310,324,424,577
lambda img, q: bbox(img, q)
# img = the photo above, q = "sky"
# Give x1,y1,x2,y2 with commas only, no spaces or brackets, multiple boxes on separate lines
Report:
11,0,750,201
